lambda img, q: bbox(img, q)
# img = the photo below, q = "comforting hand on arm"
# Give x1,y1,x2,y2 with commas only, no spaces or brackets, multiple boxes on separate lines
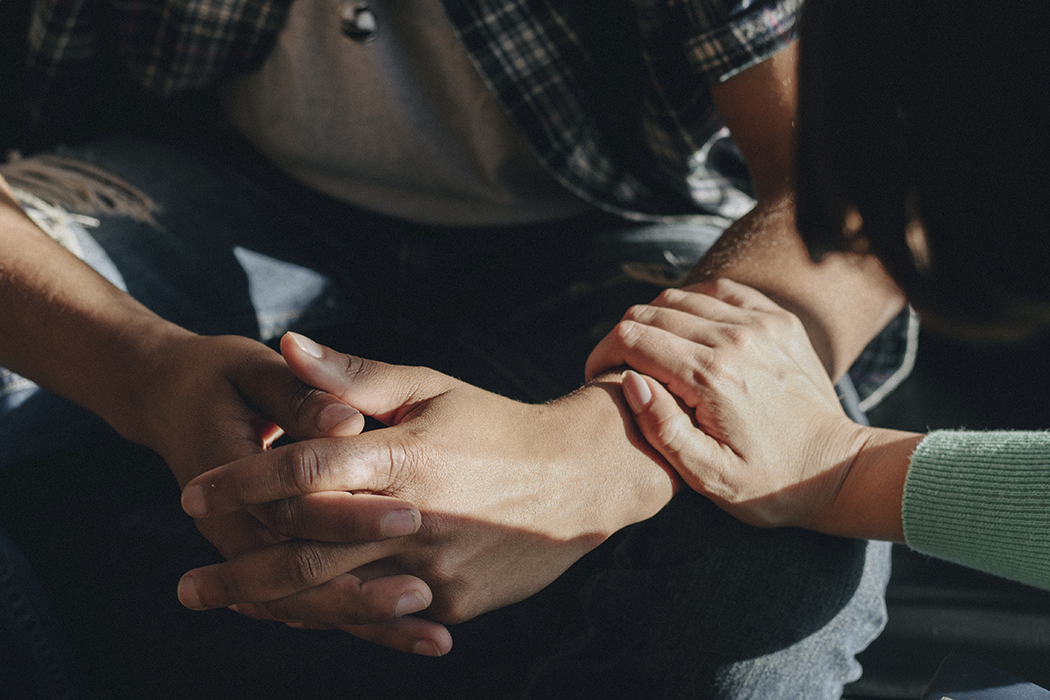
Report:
587,280,923,541
574,43,913,541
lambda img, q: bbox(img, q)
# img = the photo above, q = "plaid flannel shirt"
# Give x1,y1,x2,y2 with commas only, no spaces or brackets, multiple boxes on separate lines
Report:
18,0,801,221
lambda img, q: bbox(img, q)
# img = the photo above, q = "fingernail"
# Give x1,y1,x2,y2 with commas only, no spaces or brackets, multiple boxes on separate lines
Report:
181,485,208,518
621,370,653,413
382,509,419,538
315,402,360,433
288,331,324,359
411,639,443,657
178,575,203,610
396,591,429,617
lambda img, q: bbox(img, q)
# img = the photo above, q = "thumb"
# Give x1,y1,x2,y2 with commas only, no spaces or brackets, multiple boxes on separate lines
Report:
621,370,715,490
281,332,453,425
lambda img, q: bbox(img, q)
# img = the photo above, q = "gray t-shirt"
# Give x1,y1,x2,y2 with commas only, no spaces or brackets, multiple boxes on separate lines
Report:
224,0,589,225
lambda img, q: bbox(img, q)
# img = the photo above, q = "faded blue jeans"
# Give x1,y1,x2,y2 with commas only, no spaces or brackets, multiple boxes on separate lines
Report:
0,134,891,699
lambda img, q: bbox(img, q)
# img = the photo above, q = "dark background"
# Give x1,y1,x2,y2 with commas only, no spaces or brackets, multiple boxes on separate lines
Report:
846,326,1050,698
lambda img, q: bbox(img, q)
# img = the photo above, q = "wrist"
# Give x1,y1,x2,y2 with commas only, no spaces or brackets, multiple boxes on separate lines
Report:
813,425,923,542
540,376,679,540
0,202,199,442
92,319,200,447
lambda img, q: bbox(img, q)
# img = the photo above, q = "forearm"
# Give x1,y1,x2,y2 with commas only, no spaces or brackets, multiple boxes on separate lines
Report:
0,180,192,440
824,429,1050,591
552,374,680,534
685,193,906,381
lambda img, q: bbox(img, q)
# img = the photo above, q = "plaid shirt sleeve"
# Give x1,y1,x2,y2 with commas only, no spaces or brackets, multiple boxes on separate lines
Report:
678,0,802,84
25,0,289,96
18,0,290,146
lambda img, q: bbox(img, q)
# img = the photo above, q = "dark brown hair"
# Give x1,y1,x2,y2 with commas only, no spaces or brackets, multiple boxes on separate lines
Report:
796,0,1050,333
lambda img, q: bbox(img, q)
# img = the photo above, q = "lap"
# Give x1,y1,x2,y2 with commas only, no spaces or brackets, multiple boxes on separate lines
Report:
1,439,888,699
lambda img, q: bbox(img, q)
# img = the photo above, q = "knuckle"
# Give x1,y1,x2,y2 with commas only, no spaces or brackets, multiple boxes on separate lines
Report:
283,542,330,588
709,278,731,292
654,415,690,462
708,278,738,299
780,309,806,333
342,353,372,382
717,323,748,347
284,443,327,494
377,434,417,495
692,350,727,386
267,498,302,538
430,594,474,626
287,384,323,429
751,314,778,336
611,318,644,349
621,303,651,324
654,287,684,305
199,570,245,609
344,578,383,625
259,597,296,622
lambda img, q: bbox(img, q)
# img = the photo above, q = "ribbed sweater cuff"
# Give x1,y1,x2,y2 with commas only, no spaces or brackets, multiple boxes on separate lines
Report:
903,430,1050,590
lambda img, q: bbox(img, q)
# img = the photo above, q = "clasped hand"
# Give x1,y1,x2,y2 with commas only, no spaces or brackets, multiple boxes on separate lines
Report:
173,333,675,656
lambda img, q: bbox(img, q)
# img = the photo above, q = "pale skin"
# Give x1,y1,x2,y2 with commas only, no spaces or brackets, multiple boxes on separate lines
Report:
587,279,924,542
0,42,905,655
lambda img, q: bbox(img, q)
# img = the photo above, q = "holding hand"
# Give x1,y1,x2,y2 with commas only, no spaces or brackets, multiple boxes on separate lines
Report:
586,279,872,532
124,332,439,652
177,333,676,653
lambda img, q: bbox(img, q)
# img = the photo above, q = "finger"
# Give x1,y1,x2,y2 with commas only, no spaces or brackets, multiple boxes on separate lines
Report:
228,342,366,440
585,291,750,381
252,572,433,627
587,319,717,399
623,303,745,344
249,492,420,542
646,286,759,323
281,332,453,425
341,616,453,657
292,388,368,438
621,370,720,492
228,581,453,656
181,433,400,518
177,538,397,611
285,621,334,630
679,278,784,313
194,511,287,560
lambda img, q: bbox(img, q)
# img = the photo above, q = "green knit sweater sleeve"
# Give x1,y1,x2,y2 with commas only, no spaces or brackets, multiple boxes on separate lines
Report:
903,430,1050,590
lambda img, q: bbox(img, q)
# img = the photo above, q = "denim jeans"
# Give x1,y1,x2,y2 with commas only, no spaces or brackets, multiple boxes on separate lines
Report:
0,134,890,699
